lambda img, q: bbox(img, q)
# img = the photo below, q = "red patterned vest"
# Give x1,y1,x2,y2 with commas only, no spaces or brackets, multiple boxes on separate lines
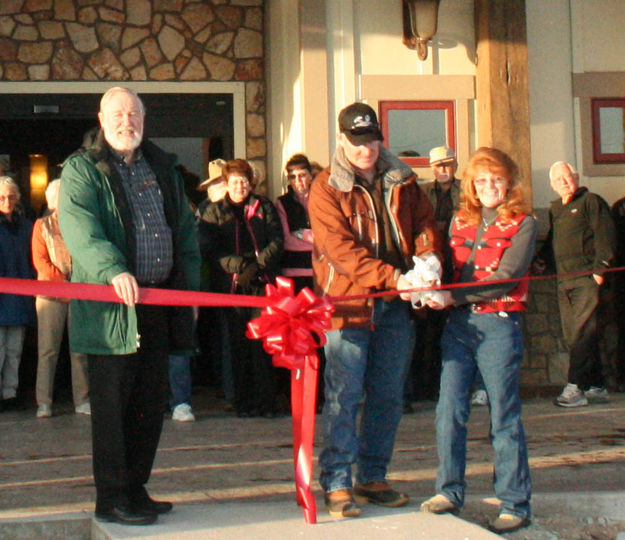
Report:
449,213,528,313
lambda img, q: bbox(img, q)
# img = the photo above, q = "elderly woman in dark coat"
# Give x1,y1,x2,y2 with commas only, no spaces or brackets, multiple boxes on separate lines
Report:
0,176,34,410
198,159,283,417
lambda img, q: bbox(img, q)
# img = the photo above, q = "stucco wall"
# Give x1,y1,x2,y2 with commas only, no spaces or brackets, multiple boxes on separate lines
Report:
527,0,625,207
576,0,625,72
526,0,576,208
356,0,475,77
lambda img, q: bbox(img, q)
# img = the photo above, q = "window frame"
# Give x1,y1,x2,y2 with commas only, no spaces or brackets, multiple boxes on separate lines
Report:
591,97,625,164
379,100,456,167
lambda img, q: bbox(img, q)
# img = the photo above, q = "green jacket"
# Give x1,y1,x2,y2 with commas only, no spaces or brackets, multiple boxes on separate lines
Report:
59,131,200,355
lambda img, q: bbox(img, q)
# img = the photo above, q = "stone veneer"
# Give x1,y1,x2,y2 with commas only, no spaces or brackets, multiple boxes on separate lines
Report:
0,0,267,184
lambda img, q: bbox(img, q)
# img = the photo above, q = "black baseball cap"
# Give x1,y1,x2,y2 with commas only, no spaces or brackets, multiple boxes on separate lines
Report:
338,102,384,145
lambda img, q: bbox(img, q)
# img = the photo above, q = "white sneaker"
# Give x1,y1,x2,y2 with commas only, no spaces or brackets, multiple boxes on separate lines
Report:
555,383,588,408
172,403,195,422
471,389,489,407
36,404,52,418
75,402,91,415
584,386,609,404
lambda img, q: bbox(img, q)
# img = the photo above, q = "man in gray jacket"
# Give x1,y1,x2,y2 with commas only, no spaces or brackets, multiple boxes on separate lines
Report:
60,87,200,525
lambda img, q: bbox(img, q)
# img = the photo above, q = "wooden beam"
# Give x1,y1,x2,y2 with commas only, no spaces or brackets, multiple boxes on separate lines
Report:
475,0,532,200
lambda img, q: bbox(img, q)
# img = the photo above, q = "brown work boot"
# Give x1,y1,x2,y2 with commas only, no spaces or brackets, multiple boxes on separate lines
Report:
324,489,362,518
353,481,409,507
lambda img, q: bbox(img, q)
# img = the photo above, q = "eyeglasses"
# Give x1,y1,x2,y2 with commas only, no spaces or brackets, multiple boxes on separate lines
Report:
287,172,310,181
0,195,17,202
228,176,250,187
474,177,507,187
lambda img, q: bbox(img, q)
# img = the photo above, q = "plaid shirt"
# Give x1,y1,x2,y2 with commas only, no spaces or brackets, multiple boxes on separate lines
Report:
112,149,173,284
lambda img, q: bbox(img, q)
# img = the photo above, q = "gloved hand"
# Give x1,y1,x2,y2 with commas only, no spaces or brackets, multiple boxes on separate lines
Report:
237,261,260,288
413,254,442,284
402,254,443,308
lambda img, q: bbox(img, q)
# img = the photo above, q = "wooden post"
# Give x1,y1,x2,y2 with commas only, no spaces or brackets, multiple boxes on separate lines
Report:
475,0,532,199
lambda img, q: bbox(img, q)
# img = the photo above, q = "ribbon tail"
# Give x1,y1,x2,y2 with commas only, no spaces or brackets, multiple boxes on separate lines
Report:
291,366,304,506
290,355,318,524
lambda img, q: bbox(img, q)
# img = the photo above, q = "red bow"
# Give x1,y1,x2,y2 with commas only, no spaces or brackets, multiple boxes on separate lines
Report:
247,277,334,524
246,277,333,369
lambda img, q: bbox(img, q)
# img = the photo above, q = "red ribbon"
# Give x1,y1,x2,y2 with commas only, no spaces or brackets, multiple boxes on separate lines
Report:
0,277,268,308
246,277,334,524
3,267,624,524
328,266,625,303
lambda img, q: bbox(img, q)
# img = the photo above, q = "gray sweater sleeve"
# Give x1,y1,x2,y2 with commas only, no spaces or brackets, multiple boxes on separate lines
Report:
451,215,538,306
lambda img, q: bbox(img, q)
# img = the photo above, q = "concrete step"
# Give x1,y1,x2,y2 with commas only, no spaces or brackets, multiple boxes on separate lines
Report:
0,511,91,539
92,502,500,540
0,502,500,540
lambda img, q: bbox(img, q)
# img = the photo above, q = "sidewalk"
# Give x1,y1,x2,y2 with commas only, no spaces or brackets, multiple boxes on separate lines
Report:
0,389,624,538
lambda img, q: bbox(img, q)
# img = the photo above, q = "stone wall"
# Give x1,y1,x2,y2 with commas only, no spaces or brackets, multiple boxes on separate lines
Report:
0,0,267,183
522,277,569,387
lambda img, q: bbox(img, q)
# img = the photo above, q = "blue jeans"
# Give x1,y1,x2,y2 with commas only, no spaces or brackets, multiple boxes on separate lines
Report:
435,309,531,518
168,355,192,407
319,298,413,492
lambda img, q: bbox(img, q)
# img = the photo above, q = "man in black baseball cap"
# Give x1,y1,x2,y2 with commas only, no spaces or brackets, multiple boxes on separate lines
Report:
308,102,442,518
338,102,384,145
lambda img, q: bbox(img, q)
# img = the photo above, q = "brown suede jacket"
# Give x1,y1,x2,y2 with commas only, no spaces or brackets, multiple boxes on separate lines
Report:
309,145,442,329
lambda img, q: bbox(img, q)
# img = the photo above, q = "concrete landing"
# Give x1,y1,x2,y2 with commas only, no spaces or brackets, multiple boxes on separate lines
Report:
91,502,500,540
2,392,625,538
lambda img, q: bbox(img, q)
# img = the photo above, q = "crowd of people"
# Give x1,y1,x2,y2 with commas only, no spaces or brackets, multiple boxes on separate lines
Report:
0,87,621,533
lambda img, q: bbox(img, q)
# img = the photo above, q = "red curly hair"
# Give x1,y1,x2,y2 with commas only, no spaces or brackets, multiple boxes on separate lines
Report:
458,147,531,226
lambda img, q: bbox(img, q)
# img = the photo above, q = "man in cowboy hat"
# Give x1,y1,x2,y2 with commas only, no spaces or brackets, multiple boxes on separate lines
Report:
198,158,227,205
421,145,461,235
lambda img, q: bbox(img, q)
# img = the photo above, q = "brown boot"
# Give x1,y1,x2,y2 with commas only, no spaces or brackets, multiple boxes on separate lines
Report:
324,489,362,518
353,481,409,507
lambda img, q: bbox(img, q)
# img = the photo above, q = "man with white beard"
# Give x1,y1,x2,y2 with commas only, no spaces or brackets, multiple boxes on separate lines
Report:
59,87,200,526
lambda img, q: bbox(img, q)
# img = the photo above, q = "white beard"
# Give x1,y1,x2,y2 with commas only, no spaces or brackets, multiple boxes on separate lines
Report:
105,127,142,155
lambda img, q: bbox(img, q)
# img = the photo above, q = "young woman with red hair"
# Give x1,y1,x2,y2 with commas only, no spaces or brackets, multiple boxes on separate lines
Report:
420,147,536,534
